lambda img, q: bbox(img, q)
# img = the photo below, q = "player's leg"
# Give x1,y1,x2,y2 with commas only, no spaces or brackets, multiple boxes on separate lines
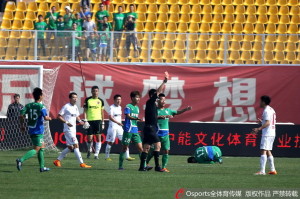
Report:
255,136,272,175
54,131,74,167
117,128,133,160
161,135,170,172
266,136,276,174
36,135,50,172
86,121,95,158
146,145,154,165
118,132,132,169
105,127,116,160
94,120,102,159
153,141,162,171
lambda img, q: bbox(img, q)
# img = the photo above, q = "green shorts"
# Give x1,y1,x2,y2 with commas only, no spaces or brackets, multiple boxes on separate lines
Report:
30,134,44,147
159,135,170,151
122,132,142,146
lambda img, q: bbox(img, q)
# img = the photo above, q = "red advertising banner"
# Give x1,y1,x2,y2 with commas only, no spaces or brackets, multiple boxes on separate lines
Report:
0,62,300,124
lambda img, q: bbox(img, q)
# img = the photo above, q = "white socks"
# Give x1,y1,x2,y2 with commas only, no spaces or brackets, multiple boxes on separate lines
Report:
74,148,84,164
260,155,267,173
57,148,70,161
105,144,111,158
125,148,130,159
268,156,276,172
94,142,101,157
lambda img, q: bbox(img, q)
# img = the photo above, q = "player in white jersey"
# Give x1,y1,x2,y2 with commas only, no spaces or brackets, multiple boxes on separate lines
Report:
53,92,92,168
252,95,277,175
105,94,134,161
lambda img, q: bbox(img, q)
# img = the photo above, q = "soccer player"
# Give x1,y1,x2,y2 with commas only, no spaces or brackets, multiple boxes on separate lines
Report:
34,15,48,56
84,86,105,159
139,72,169,172
146,93,192,172
252,95,277,175
187,146,223,164
105,94,133,161
53,92,92,168
118,91,143,170
113,6,125,49
16,87,52,172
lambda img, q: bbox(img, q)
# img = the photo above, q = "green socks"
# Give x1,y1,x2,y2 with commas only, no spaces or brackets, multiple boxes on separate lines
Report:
162,154,169,169
20,149,37,162
119,152,125,168
38,148,45,169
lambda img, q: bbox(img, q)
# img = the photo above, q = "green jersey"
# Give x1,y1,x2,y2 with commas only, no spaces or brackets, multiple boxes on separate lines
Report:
124,104,139,133
113,13,125,31
64,13,74,30
20,102,47,135
34,21,48,39
73,18,84,31
157,108,177,137
95,10,109,26
45,12,59,30
56,21,65,37
126,12,138,20
87,37,97,49
194,146,222,164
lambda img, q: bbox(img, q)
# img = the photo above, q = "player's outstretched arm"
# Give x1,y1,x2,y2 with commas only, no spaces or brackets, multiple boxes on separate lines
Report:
125,114,141,121
44,116,52,121
157,71,169,95
176,106,192,115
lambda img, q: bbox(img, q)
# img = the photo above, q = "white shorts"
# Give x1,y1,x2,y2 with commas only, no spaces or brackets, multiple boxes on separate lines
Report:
64,131,78,146
260,136,275,150
106,126,123,143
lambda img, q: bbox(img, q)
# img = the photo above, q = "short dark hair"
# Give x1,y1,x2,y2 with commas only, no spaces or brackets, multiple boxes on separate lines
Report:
114,94,121,100
69,92,77,99
91,86,99,91
38,15,43,18
148,89,157,97
261,95,271,105
14,93,20,99
99,3,103,6
32,87,43,101
72,22,77,26
130,91,140,99
158,93,165,98
187,157,197,163
129,4,134,7
51,6,56,9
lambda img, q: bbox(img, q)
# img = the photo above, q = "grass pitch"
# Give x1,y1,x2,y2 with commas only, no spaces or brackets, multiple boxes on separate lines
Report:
0,151,298,199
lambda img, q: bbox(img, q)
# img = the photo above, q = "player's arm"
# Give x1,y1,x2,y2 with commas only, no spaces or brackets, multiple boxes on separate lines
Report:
252,120,270,134
156,71,169,96
125,114,141,121
109,115,123,126
19,114,26,133
57,114,72,127
175,106,192,115
42,107,52,121
76,116,85,125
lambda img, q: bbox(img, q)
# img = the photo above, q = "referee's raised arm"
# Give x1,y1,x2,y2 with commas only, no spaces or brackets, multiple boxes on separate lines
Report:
156,71,169,96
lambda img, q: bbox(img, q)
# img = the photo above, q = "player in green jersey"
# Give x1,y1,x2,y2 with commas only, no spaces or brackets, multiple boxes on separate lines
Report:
146,93,191,172
16,88,52,172
187,146,223,164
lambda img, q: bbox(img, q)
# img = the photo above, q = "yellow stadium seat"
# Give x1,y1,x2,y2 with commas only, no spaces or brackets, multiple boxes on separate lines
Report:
233,0,244,5
175,40,186,50
221,23,232,33
163,40,175,50
157,13,168,23
23,20,34,30
195,50,207,61
275,42,285,51
157,0,167,3
170,4,180,13
200,23,210,32
244,34,254,41
26,11,37,21
241,41,252,50
191,14,201,23
5,47,17,60
266,0,276,5
263,51,274,62
155,22,166,32
180,5,191,14
1,20,12,29
286,52,296,62
213,5,223,14
268,15,279,24
288,35,298,43
288,0,298,5
286,42,296,52
201,5,212,14
188,41,197,50
16,2,27,12
72,3,81,13
141,39,149,50
58,0,68,2
91,0,101,3
257,14,268,24
47,0,58,2
277,24,287,34
275,51,285,62
135,0,146,3
178,23,188,32
279,6,289,15
229,51,241,62
165,33,176,41
69,0,80,3
279,15,290,24
290,6,300,15
12,20,23,30
189,34,198,41
229,41,241,51
152,40,163,50
264,42,274,51
233,23,243,33
211,23,221,32
290,15,299,24
246,14,257,23
207,50,218,61
0,38,8,49
3,11,14,21
200,0,210,4
138,13,146,22
136,22,145,31
28,2,38,12
177,34,187,41
189,23,200,32
268,5,278,15
246,5,256,15
266,23,276,33
222,0,233,4
201,14,212,23
255,0,266,5
278,0,288,5
10,31,21,38
253,42,263,51
21,31,33,39
174,50,185,60
252,51,262,62
213,14,223,23
190,0,200,4
240,51,251,61
212,0,222,4
169,13,179,23
167,22,177,32
148,4,158,13
179,0,189,4
243,23,254,33
14,11,25,21
224,14,234,23
254,23,265,33
147,13,157,22
224,5,234,14
235,5,245,14
167,0,178,4
7,38,18,47
19,38,31,47
235,14,246,23
16,47,29,60
288,24,298,33
257,6,267,15
151,50,162,59
137,4,147,13
162,50,174,60
39,2,49,12
208,41,219,50
197,41,207,50
144,22,155,32
158,4,169,13
244,0,254,5
191,5,201,14
180,14,190,23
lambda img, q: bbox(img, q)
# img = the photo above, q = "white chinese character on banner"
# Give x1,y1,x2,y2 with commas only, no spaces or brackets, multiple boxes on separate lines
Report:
70,75,114,113
0,74,38,115
142,76,185,110
213,77,257,122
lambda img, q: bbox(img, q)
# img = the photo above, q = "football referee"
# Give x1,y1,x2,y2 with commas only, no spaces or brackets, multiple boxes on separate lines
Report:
139,72,169,172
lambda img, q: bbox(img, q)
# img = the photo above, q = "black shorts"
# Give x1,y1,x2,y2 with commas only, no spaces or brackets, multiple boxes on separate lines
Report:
142,125,160,145
86,120,102,135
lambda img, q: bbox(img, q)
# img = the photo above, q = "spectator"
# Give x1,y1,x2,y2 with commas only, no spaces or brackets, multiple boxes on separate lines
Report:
68,23,82,60
80,6,92,20
126,4,138,25
83,14,96,37
7,94,24,119
34,15,48,57
55,15,66,56
45,6,60,40
95,3,109,32
74,13,84,32
80,0,90,8
98,16,112,32
113,6,126,49
124,15,138,58
85,32,98,61
101,0,111,13
98,24,108,62
64,6,75,30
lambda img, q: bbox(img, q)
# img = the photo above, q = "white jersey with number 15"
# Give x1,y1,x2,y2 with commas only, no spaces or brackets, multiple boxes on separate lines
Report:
262,105,276,137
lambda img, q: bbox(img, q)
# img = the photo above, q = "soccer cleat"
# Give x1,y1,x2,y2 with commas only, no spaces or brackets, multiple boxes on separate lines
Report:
40,167,51,172
118,167,125,170
105,158,112,161
53,160,61,167
155,166,164,172
138,167,147,171
16,158,22,171
87,151,91,159
80,163,92,168
94,156,99,160
268,170,277,175
254,171,266,175
161,168,170,173
145,165,153,171
126,157,135,161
